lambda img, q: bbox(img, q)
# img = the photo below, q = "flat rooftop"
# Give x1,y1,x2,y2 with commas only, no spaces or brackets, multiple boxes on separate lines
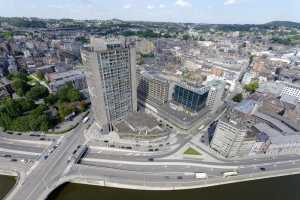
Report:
114,112,169,138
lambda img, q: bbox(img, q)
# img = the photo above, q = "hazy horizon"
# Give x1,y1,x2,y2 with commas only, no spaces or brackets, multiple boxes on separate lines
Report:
0,0,299,24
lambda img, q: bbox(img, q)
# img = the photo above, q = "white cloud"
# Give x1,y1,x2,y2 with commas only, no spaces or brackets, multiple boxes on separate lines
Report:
159,4,166,9
123,4,132,9
147,5,155,10
224,0,238,5
175,0,191,7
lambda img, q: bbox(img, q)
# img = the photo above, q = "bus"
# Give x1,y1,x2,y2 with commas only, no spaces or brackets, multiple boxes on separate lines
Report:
195,172,208,179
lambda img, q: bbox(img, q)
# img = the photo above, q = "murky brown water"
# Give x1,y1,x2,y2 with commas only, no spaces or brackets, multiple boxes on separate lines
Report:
0,175,15,200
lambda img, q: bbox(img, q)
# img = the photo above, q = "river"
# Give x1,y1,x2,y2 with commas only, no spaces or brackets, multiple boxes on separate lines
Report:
1,174,300,200
0,175,15,200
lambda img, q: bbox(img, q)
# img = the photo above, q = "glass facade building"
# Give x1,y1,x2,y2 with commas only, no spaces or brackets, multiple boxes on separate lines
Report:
172,84,209,112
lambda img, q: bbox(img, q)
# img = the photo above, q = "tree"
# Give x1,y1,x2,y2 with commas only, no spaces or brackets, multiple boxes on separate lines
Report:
8,72,28,82
26,84,49,100
182,34,190,40
67,88,81,102
12,79,30,96
0,112,11,130
79,101,88,111
16,98,36,112
0,98,21,118
244,81,259,93
58,103,76,120
45,94,58,105
36,71,45,80
57,84,81,103
232,93,243,103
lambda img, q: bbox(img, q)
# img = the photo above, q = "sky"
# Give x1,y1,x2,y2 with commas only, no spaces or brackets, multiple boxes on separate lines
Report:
0,0,299,24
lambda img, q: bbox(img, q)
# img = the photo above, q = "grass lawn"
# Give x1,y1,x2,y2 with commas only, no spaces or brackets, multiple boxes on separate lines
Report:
184,147,201,156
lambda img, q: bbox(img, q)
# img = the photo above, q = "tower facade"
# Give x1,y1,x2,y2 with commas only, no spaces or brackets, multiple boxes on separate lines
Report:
81,37,137,132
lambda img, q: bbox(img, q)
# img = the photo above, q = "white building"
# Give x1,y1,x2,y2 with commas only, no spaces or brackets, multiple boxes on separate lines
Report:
210,120,255,158
206,80,225,112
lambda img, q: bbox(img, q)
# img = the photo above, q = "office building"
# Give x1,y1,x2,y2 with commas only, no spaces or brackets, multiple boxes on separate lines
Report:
281,84,300,102
81,37,137,132
137,69,169,105
172,83,209,112
210,105,257,158
210,119,255,158
206,80,225,112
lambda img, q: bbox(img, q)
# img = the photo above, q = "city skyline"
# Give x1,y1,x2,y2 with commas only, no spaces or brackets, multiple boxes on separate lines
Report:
0,0,299,24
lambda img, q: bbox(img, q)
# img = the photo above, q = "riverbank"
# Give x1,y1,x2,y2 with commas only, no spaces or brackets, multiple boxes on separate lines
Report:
47,174,300,200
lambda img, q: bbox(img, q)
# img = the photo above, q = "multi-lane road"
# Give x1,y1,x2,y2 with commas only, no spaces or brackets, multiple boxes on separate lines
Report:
2,116,300,199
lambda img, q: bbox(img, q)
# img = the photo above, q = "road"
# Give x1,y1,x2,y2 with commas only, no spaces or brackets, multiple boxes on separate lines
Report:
5,123,88,200
2,110,300,198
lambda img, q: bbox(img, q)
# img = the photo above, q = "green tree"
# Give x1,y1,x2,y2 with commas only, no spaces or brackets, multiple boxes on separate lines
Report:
57,84,81,103
12,79,30,96
26,84,49,100
45,94,58,105
58,103,76,120
0,112,12,130
36,71,45,80
232,93,243,103
10,116,30,132
16,98,36,112
0,98,21,118
67,88,81,102
8,72,28,82
244,81,259,93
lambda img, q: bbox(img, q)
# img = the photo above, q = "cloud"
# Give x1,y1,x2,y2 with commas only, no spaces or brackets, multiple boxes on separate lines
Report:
123,4,132,9
147,5,155,10
159,4,166,9
175,0,191,7
224,0,238,5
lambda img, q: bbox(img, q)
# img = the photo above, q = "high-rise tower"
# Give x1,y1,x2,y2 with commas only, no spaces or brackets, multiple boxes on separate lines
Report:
81,37,137,132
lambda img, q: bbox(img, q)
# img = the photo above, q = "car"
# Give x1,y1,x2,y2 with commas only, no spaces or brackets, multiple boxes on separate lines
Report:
148,158,154,161
44,155,48,160
11,159,18,162
159,144,163,147
4,155,11,158
149,149,154,152
109,145,115,148
73,150,77,154
40,138,46,141
177,176,183,180
260,167,266,171
154,148,159,151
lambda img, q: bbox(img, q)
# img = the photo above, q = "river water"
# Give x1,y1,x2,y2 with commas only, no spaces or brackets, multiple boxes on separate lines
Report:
1,174,300,200
0,175,15,200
